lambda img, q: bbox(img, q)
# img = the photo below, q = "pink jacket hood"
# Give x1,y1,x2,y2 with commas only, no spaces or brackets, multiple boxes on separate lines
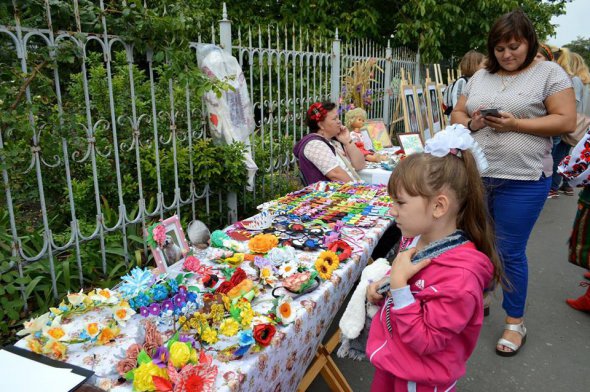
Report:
366,242,493,386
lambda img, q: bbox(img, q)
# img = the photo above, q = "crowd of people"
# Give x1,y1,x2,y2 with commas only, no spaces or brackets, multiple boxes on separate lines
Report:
294,8,589,391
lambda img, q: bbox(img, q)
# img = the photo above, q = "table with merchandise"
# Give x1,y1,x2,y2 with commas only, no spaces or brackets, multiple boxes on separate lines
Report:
14,181,393,392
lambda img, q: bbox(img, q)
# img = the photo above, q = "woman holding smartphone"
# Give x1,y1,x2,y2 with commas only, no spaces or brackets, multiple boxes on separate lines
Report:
451,10,576,357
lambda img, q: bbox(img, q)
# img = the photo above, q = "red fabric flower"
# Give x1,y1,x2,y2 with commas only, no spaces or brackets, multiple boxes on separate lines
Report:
215,281,234,294
307,102,328,122
253,323,276,347
202,274,219,288
230,268,247,286
328,240,353,261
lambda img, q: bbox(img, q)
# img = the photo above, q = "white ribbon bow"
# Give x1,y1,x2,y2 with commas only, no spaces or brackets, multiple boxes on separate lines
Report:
424,124,489,173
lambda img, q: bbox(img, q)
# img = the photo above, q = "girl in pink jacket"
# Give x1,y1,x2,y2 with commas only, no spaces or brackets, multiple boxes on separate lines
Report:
365,126,503,391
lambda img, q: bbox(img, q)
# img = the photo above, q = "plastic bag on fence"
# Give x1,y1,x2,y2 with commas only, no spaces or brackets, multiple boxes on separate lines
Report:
196,44,258,190
196,44,256,144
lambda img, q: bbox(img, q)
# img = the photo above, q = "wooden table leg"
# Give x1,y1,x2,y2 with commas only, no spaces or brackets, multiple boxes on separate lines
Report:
297,329,353,392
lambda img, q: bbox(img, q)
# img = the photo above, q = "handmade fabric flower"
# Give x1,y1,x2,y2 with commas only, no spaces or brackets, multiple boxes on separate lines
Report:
119,267,156,298
328,240,353,261
89,288,119,304
153,346,170,368
317,250,340,271
266,246,297,265
133,361,169,391
224,253,245,267
17,313,50,337
42,319,68,342
238,329,255,347
276,296,296,325
215,281,234,294
165,351,218,392
314,259,332,280
170,341,192,368
230,268,247,286
66,289,86,307
201,328,219,344
112,304,135,325
248,234,279,254
278,260,298,278
97,326,119,345
253,323,276,347
219,318,240,337
42,340,67,360
307,102,328,122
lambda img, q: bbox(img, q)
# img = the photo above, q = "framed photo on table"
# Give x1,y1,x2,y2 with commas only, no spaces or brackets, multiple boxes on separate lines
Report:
397,132,424,155
401,85,421,134
145,215,189,273
426,83,442,133
415,86,432,141
362,119,392,150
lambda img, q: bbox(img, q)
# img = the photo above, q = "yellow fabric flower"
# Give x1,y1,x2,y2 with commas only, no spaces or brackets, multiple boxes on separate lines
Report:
209,303,225,322
224,253,245,266
318,250,340,271
169,341,191,368
219,318,240,336
315,259,332,280
201,328,219,344
97,326,119,345
240,307,254,327
222,294,231,311
27,337,43,354
133,362,169,391
42,340,67,360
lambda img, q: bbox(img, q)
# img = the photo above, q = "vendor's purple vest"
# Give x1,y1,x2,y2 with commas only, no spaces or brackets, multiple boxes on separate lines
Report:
293,133,336,185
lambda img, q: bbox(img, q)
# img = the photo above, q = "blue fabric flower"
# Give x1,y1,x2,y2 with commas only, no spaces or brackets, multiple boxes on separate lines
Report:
238,330,255,347
152,284,169,301
118,267,155,298
134,293,151,309
167,278,179,294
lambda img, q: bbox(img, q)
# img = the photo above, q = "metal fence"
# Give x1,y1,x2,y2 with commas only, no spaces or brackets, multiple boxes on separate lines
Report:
0,1,419,309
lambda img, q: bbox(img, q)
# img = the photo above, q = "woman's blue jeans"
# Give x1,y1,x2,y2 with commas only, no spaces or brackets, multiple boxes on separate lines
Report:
484,175,551,318
551,137,571,191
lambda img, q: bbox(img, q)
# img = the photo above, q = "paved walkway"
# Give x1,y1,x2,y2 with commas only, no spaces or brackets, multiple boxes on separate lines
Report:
311,191,590,391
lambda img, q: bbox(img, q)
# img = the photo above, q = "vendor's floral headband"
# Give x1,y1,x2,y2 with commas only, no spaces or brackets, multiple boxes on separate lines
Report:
424,124,489,173
307,102,328,122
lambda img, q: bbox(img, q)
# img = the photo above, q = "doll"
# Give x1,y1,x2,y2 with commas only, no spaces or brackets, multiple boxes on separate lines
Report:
344,108,386,162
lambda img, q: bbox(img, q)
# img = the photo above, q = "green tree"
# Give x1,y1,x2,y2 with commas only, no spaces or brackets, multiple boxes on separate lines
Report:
564,36,590,67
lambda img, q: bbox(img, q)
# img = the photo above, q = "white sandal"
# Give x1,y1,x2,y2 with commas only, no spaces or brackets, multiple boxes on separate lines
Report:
495,322,527,357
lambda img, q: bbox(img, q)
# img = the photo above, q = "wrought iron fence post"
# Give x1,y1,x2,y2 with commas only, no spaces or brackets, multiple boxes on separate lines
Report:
219,3,238,223
414,48,421,85
330,28,341,104
383,39,393,128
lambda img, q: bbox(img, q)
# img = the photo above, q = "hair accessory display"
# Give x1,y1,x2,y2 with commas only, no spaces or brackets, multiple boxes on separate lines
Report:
307,102,328,122
424,124,489,172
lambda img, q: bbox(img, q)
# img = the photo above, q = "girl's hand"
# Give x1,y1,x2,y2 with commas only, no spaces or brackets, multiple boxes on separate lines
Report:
483,111,518,132
390,248,431,289
335,125,352,144
366,277,389,304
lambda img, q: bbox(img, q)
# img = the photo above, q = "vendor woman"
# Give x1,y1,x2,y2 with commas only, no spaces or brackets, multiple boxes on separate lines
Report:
294,102,366,185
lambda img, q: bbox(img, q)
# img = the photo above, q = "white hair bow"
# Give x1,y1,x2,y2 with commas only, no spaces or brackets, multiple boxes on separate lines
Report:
424,124,489,173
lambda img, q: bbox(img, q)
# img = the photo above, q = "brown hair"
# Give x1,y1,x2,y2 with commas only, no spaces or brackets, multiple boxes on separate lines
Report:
569,52,590,84
305,101,336,132
486,10,539,74
460,50,485,77
387,152,503,286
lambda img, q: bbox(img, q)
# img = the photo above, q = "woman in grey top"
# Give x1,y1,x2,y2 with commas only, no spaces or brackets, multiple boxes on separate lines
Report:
451,10,576,357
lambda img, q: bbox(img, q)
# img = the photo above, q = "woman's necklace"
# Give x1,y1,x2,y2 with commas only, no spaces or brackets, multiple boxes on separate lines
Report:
500,72,517,91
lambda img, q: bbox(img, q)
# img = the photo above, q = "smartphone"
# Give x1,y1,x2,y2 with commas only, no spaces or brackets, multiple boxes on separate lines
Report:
480,108,501,118
376,281,390,295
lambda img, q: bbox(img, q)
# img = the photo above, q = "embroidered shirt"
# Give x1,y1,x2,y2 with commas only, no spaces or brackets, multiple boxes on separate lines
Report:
303,138,360,181
463,61,572,180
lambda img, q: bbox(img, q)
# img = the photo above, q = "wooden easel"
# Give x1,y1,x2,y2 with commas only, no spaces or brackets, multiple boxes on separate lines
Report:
297,329,351,392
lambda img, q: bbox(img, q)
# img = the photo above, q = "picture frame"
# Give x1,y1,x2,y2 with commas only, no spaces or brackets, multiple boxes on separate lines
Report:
397,132,424,155
146,215,190,273
425,83,442,134
362,119,392,149
415,86,432,141
401,85,420,134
